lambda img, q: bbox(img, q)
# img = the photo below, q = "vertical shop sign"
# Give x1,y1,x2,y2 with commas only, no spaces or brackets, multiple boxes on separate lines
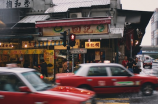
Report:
44,50,54,74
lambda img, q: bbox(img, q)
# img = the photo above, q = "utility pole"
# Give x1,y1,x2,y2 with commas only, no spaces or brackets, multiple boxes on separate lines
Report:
67,29,70,72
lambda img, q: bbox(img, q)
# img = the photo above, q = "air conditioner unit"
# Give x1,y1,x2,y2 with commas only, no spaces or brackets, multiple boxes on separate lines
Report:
70,12,82,18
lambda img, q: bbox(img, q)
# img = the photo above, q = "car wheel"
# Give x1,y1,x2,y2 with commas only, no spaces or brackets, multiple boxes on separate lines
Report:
143,66,145,68
141,83,154,96
150,66,152,69
78,85,92,90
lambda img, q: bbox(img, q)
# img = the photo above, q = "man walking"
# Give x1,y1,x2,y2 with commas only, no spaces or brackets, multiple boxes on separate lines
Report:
40,60,48,77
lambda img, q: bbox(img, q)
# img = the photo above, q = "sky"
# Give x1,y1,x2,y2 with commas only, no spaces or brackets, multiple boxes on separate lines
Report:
121,0,158,46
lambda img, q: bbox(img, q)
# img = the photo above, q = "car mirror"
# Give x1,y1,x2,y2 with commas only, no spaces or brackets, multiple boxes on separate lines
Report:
19,86,31,93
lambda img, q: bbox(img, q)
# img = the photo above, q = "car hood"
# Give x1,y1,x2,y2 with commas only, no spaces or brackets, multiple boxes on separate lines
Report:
38,86,95,101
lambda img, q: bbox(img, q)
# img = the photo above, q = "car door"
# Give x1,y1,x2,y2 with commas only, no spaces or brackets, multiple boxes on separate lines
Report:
107,66,136,93
0,72,34,104
86,66,112,94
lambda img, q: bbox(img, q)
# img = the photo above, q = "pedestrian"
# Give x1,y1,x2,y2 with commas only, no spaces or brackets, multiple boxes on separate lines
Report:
62,59,67,73
23,60,30,68
122,56,128,67
40,59,48,77
126,58,133,73
133,57,141,74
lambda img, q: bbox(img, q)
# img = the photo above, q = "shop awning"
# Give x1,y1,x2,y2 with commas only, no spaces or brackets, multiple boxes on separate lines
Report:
35,17,111,28
18,15,50,23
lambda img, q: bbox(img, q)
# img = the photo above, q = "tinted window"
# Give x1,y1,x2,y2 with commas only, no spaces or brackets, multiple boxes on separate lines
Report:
87,66,107,76
0,74,25,92
110,67,129,76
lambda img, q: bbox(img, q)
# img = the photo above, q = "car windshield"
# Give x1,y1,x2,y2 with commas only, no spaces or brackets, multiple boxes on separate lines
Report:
22,71,53,91
74,65,81,74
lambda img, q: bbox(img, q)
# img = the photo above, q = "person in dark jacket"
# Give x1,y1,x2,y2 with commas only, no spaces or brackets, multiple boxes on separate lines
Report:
126,58,133,73
40,60,48,77
23,60,29,68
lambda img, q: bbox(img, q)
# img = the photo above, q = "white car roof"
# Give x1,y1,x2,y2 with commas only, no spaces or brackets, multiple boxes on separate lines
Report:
0,67,35,73
79,63,124,67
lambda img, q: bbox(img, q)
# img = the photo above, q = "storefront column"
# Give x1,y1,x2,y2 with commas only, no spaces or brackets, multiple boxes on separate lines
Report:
115,39,119,63
83,54,85,63
38,54,40,64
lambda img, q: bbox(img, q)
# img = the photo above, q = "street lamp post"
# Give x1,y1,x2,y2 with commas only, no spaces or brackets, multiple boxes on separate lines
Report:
130,34,132,58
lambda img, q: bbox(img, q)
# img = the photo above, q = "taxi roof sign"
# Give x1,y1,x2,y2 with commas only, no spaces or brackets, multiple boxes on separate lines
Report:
104,60,110,64
6,63,17,68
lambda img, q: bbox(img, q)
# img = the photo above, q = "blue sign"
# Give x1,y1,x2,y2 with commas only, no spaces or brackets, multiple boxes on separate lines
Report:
137,50,142,55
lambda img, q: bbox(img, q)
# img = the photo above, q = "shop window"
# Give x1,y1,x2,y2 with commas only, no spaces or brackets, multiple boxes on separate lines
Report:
87,66,107,76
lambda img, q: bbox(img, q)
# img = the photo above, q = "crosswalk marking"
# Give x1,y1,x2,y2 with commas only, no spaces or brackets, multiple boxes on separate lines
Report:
96,98,130,104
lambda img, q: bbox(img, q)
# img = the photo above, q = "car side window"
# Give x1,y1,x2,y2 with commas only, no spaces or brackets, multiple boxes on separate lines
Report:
110,67,129,76
0,74,26,92
87,66,107,76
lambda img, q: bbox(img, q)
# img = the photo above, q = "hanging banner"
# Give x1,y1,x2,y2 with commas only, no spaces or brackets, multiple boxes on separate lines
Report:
44,50,54,74
0,49,44,55
85,42,100,49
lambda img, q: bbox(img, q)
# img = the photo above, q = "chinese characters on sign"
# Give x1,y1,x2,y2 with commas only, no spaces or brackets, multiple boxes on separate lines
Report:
6,0,31,8
0,43,13,49
70,48,87,54
85,42,100,49
43,24,108,36
22,41,35,48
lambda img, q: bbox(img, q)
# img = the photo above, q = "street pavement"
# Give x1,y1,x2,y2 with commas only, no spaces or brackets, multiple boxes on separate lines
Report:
95,62,158,104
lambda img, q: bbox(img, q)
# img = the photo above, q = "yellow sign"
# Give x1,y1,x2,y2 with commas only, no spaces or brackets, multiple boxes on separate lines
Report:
44,50,54,74
0,49,44,55
43,24,108,36
22,41,35,48
85,42,100,49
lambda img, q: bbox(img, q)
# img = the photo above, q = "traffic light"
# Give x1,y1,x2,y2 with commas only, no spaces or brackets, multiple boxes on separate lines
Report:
69,34,76,47
60,31,67,47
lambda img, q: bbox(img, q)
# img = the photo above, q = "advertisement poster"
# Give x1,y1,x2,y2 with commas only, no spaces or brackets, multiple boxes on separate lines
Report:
95,50,100,60
44,50,54,74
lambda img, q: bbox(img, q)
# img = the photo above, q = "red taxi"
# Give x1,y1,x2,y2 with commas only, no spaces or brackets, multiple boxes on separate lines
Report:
0,64,96,104
56,63,158,96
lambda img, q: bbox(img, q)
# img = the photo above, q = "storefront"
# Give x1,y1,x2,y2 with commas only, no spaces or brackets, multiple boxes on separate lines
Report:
35,17,124,72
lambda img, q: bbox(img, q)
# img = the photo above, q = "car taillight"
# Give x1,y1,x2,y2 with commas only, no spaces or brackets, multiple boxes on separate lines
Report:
40,74,44,79
56,79,61,85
